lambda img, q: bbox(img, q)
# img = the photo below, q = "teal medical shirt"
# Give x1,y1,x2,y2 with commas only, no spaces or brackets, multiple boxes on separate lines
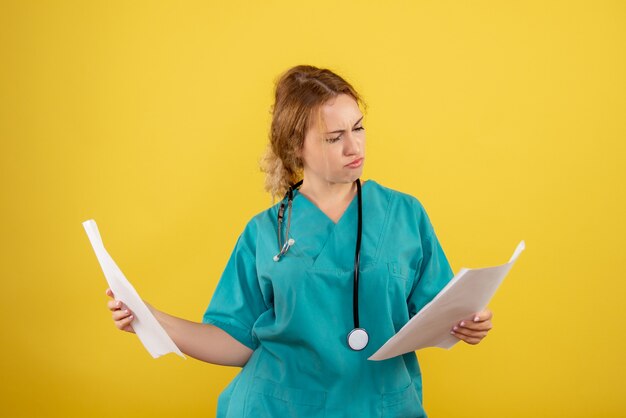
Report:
203,180,454,417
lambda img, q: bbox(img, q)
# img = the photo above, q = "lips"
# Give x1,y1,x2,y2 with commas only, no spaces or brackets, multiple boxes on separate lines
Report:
345,158,364,168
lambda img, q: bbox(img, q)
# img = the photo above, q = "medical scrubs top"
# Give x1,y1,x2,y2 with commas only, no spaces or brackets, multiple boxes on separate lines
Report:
202,180,453,418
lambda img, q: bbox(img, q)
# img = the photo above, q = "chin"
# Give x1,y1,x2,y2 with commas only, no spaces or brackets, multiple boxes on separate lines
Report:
324,168,364,185
349,168,365,181
340,173,363,184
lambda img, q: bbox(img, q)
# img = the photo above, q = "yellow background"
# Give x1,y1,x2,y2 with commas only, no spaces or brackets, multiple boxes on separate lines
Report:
1,1,624,416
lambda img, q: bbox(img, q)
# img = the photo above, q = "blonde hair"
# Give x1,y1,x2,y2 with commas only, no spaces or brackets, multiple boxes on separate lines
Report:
261,65,365,198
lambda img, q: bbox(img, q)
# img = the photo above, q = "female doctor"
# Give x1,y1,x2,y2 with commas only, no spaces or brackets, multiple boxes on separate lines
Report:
106,65,493,417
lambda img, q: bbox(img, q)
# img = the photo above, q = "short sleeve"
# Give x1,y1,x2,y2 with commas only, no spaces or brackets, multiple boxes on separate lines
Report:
407,200,454,318
202,219,268,350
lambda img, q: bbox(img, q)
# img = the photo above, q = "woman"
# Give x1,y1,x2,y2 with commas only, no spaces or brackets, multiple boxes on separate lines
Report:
107,65,493,417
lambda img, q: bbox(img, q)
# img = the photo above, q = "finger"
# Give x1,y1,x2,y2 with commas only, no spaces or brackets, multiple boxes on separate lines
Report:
451,324,490,338
471,309,493,323
112,309,133,321
116,314,135,331
451,327,489,339
105,288,114,298
455,310,493,329
457,334,483,345
457,319,493,332
107,299,123,311
450,330,485,345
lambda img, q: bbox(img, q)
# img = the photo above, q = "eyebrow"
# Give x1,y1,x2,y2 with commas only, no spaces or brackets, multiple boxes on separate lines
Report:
325,116,364,134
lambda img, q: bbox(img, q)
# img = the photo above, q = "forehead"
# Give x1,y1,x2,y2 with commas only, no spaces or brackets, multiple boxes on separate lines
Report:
317,94,362,131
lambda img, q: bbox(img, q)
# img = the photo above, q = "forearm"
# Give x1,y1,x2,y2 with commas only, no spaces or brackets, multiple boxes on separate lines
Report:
151,307,253,367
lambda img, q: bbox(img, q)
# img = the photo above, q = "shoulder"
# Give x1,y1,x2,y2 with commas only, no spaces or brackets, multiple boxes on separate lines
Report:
365,180,437,240
365,179,428,215
234,201,281,246
247,201,280,229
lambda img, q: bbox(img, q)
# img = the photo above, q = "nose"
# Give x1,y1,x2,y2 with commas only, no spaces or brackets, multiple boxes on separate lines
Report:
343,131,361,156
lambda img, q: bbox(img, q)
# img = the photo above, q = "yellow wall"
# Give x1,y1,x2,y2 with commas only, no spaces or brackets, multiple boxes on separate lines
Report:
1,1,624,416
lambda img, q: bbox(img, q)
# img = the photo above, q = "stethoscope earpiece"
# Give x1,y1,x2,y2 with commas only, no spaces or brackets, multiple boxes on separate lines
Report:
274,181,302,262
273,238,296,262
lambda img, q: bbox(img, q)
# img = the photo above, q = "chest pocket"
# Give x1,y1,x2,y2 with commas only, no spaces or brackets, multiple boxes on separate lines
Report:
387,262,414,295
385,262,416,330
246,377,327,417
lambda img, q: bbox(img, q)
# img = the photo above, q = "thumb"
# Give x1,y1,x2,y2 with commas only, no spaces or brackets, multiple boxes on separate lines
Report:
472,309,493,322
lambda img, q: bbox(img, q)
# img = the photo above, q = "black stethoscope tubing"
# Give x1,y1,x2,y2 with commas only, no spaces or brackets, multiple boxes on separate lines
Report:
275,178,368,351
353,178,362,329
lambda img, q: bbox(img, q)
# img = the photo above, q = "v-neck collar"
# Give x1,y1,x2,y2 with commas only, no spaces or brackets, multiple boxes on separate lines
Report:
286,180,386,271
292,181,368,226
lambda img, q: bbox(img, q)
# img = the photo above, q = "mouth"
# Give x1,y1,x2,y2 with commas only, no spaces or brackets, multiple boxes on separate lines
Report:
345,158,364,168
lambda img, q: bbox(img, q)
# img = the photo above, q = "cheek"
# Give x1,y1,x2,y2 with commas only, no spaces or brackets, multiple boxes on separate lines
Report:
300,141,319,166
302,146,327,171
330,144,349,165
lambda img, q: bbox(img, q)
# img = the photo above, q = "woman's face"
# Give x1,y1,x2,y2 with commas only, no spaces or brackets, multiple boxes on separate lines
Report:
300,94,365,186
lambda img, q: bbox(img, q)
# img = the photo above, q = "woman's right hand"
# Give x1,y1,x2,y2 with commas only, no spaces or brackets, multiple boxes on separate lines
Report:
104,288,253,366
106,288,135,333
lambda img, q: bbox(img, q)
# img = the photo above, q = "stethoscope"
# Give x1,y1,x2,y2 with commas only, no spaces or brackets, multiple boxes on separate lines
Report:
274,179,369,351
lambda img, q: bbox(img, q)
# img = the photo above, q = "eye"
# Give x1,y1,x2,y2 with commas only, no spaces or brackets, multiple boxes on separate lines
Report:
325,126,364,143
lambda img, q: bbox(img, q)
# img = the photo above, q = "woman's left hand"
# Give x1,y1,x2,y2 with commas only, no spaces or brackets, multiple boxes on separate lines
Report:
450,309,493,345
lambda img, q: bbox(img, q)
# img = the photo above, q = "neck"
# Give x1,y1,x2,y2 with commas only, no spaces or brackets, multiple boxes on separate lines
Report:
299,178,357,209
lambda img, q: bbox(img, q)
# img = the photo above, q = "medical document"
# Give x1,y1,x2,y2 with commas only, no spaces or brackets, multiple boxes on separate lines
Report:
369,241,525,361
83,220,185,359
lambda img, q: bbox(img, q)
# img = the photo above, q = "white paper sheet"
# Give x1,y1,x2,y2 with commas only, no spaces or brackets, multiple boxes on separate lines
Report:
83,219,185,359
369,240,525,361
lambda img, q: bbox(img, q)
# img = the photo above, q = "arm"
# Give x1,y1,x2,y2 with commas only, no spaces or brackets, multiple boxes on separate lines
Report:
106,288,253,367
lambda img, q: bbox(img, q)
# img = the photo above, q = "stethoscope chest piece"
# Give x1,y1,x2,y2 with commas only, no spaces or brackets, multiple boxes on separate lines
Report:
347,328,369,351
